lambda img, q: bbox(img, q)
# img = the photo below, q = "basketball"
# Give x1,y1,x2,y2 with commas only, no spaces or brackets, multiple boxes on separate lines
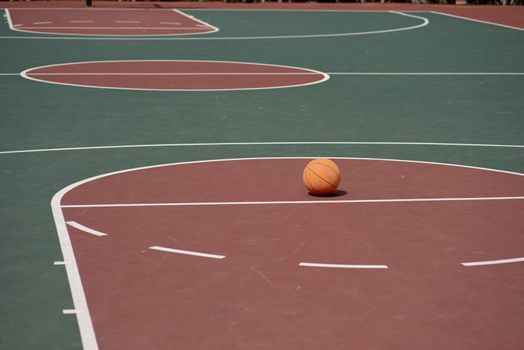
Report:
303,158,341,196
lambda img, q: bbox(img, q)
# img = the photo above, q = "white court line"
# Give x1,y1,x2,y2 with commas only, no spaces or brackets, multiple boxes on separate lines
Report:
300,262,388,269
431,11,524,32
462,257,524,267
0,141,522,155
114,20,140,24
4,8,14,29
16,72,524,76
149,246,225,259
172,8,219,33
32,21,52,25
2,72,522,76
54,261,66,265
66,221,107,236
18,26,210,30
19,59,329,92
61,196,524,209
22,72,326,76
63,309,77,315
330,72,524,76
52,200,99,349
2,9,217,37
0,10,425,40
0,8,430,12
49,156,524,350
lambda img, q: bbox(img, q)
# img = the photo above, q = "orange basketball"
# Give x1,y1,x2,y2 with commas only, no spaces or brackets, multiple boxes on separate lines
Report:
303,158,341,196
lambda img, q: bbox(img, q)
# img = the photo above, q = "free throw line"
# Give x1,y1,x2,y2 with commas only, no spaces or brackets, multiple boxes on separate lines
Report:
61,196,524,208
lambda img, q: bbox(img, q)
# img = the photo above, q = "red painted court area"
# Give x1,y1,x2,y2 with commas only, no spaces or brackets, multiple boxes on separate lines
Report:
6,8,216,36
59,159,524,350
22,60,328,90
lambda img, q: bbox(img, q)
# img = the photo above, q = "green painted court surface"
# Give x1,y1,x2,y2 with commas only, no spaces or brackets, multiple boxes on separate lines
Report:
0,7,523,349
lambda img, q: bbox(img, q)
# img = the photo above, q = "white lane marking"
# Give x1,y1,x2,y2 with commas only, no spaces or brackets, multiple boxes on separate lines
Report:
432,11,524,32
63,309,77,314
61,197,524,209
2,141,524,155
149,246,225,259
114,20,140,24
462,257,524,267
66,221,107,236
32,21,52,25
300,262,388,269
54,261,66,265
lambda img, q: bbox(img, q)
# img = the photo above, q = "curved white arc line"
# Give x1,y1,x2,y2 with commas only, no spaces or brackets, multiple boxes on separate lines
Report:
1,11,428,40
2,141,524,156
149,246,225,259
300,262,388,269
19,59,329,91
462,257,524,267
61,197,524,208
66,221,107,236
51,157,524,211
51,193,99,350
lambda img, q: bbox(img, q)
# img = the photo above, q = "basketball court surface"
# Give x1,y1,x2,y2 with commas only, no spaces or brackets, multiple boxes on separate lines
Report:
1,1,523,349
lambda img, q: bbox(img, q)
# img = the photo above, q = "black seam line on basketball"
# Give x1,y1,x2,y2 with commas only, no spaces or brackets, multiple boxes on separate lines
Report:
318,161,340,177
306,165,337,189
304,171,322,193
